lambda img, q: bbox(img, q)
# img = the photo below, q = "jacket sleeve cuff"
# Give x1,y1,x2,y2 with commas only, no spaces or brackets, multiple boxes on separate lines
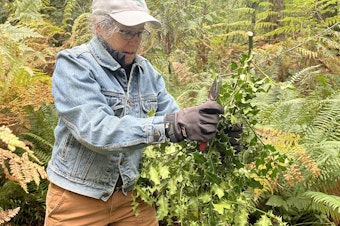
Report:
147,116,168,143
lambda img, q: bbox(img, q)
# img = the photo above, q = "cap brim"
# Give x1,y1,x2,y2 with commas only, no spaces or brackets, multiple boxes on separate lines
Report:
109,11,161,27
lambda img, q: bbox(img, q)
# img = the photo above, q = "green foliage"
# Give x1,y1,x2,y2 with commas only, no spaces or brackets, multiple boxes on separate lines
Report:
251,63,340,225
135,48,290,225
225,0,340,82
136,31,340,224
0,180,48,225
304,191,340,222
0,126,47,193
0,0,339,225
0,0,56,129
61,0,91,35
66,12,92,47
0,1,57,224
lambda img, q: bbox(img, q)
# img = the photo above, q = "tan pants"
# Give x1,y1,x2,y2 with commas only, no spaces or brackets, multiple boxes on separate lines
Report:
44,183,158,226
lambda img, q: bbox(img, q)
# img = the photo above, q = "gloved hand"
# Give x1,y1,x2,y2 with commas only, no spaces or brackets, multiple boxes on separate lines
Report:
224,123,243,152
164,100,224,143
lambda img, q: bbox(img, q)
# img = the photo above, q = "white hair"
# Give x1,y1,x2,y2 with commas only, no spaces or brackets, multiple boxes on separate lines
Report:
92,15,119,38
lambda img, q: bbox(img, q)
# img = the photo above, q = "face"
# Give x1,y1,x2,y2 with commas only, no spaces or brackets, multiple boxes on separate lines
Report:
97,22,146,65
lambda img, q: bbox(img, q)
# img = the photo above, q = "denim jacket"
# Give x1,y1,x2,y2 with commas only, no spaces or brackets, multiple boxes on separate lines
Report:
46,37,179,201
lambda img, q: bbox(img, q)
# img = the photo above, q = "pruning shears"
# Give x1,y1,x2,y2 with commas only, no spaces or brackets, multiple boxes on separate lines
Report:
199,76,222,152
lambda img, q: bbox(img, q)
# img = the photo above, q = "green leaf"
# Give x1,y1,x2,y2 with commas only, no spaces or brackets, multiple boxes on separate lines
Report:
148,107,156,117
234,207,249,226
213,201,231,214
149,165,160,185
231,61,238,70
193,152,207,164
199,192,212,203
158,163,170,179
156,195,169,219
254,214,273,226
266,195,288,211
168,177,178,196
205,171,222,184
212,184,225,199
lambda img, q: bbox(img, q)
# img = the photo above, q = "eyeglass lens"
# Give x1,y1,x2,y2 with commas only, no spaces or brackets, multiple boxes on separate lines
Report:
119,30,149,40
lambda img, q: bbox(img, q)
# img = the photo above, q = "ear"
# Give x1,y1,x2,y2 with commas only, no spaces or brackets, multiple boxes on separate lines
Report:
94,24,103,36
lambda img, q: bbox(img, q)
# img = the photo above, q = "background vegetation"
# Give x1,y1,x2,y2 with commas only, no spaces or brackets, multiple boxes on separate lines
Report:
0,0,339,225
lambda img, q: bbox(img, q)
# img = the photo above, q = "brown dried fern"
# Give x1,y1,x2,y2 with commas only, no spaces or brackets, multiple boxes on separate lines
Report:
247,127,321,199
0,207,20,224
257,127,320,186
0,126,47,193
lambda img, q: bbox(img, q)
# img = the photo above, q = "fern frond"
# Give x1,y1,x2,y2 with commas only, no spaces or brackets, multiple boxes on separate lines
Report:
296,47,318,59
225,30,249,39
286,65,321,85
258,1,274,8
227,20,252,28
67,12,92,47
316,0,338,15
1,22,42,42
234,7,255,14
0,207,20,224
264,25,300,37
325,17,340,27
306,97,340,143
256,127,303,153
0,126,47,193
21,132,53,150
311,147,340,194
256,11,278,21
0,126,32,154
12,0,43,22
254,22,277,30
29,148,51,165
255,127,320,187
304,191,340,221
62,0,78,28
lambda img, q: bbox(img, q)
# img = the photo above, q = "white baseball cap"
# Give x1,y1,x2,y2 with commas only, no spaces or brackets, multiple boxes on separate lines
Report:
92,0,161,27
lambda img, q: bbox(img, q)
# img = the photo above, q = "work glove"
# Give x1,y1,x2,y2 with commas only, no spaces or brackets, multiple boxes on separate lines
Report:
224,122,243,152
164,100,224,143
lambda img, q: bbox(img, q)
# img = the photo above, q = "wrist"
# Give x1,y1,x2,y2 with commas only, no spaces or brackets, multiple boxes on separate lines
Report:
164,113,184,143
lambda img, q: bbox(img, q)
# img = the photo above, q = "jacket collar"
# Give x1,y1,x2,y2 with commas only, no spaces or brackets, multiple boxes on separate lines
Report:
87,36,145,73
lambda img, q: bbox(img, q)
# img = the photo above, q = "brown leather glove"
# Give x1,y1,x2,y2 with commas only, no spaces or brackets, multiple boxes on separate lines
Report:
164,100,224,143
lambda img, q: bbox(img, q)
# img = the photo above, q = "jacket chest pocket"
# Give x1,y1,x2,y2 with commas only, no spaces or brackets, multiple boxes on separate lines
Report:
140,96,158,118
102,90,126,118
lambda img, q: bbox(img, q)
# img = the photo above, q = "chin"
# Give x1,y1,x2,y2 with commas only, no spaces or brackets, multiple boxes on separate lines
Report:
125,59,134,65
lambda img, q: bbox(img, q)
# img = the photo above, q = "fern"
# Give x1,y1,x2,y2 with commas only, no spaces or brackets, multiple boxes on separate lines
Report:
62,0,79,30
235,7,256,14
61,0,91,33
12,0,43,22
285,65,321,86
254,22,278,31
227,20,253,28
264,25,300,37
0,126,47,193
256,11,278,21
248,127,320,195
67,12,92,47
1,22,42,42
0,207,20,224
20,132,54,165
325,15,340,26
304,191,340,221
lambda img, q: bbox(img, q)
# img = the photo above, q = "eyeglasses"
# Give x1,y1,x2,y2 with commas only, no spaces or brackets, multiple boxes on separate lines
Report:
117,29,150,40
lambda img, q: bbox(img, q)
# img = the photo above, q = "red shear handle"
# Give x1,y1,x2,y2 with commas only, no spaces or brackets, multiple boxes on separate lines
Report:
199,142,208,152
